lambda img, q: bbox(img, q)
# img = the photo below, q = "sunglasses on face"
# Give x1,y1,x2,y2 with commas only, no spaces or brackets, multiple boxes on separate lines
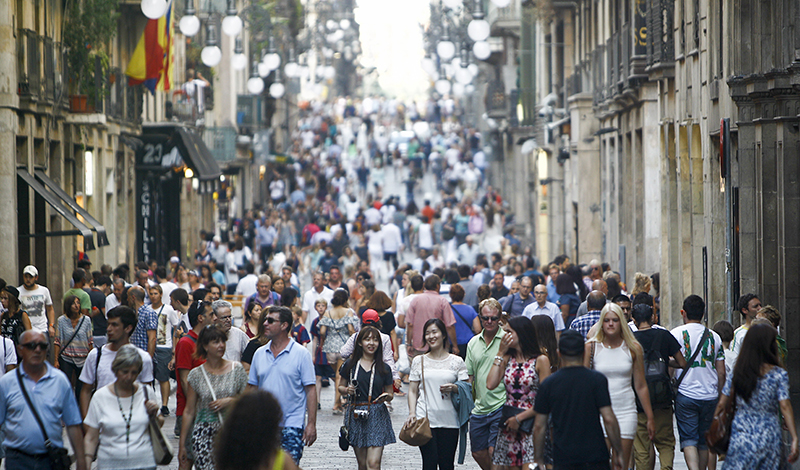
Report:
21,342,48,351
480,316,500,322
264,317,281,324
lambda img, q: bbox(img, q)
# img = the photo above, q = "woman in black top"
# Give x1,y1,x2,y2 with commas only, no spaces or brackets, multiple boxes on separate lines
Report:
0,286,31,345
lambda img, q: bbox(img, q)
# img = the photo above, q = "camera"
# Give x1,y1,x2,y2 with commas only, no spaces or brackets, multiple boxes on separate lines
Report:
353,409,370,420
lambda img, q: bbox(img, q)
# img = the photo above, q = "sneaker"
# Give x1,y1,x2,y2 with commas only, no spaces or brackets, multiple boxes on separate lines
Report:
321,378,331,387
161,406,170,417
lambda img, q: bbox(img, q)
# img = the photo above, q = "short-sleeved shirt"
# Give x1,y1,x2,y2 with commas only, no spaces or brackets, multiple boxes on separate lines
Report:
570,311,601,340
55,315,93,367
503,293,536,318
79,344,154,390
292,324,311,345
522,301,566,331
155,304,180,349
131,305,158,352
302,287,334,325
224,326,250,361
534,366,611,466
633,328,682,364
451,304,478,345
241,339,263,365
175,331,205,416
339,359,394,403
17,284,53,332
87,288,108,336
64,288,92,312
465,328,507,415
671,323,725,400
409,354,469,428
248,339,315,428
406,291,457,351
0,363,82,454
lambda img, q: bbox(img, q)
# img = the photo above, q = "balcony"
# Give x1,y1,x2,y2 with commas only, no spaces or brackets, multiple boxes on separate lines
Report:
486,0,521,33
17,29,66,104
203,127,238,163
646,0,675,72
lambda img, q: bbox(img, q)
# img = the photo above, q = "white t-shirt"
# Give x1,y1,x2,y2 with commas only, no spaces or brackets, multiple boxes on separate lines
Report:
302,287,334,325
154,304,180,349
84,385,155,469
17,284,53,332
235,274,259,297
79,344,154,390
730,325,748,365
671,323,725,400
409,354,469,428
0,337,17,375
224,327,250,362
417,223,434,250
159,282,179,303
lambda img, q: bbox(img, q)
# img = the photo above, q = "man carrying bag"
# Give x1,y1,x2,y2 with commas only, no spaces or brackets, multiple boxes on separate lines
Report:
0,330,87,469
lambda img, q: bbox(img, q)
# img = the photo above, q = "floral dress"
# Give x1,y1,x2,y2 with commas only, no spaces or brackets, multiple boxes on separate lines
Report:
722,367,790,470
493,356,538,466
187,362,248,470
319,311,358,355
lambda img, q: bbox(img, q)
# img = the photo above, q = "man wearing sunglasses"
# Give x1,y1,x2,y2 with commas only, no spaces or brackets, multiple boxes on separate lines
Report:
0,330,88,469
465,299,507,470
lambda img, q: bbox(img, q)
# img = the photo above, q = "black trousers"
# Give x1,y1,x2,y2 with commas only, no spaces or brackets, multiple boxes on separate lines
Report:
419,427,459,470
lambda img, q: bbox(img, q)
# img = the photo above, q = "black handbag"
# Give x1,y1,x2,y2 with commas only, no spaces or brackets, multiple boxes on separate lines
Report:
500,405,534,434
16,367,72,470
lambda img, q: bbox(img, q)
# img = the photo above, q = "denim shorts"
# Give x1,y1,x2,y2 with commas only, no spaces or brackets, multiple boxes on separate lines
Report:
469,407,503,452
674,392,717,450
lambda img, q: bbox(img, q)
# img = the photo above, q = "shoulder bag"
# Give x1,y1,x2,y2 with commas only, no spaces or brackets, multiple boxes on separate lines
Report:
706,385,736,454
399,356,433,446
500,358,535,434
144,385,174,465
672,327,710,400
16,367,71,470
58,316,87,359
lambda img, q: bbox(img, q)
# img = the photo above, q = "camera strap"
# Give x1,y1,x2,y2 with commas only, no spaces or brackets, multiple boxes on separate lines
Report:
351,359,376,410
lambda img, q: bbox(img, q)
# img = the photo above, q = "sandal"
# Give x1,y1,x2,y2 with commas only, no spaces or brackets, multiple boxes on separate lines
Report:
332,408,343,415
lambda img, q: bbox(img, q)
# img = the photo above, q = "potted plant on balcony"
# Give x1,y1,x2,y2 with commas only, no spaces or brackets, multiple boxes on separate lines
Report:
63,0,120,112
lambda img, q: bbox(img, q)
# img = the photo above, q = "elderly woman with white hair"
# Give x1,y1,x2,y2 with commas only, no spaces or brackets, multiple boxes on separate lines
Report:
84,344,163,470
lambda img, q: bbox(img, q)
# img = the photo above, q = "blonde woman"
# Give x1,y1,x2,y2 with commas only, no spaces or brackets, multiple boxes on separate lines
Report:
584,303,655,467
630,272,651,297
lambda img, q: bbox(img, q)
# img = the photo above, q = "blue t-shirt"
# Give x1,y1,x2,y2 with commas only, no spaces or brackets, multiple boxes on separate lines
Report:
451,303,478,345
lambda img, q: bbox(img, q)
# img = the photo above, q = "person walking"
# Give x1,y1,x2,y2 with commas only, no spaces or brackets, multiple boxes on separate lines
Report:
713,323,799,469
406,318,469,470
320,290,359,413
465,299,507,470
448,284,480,360
83,344,163,470
533,329,625,470
179,325,248,470
406,275,459,358
586,303,655,468
0,330,87,469
339,326,395,470
0,286,31,345
486,316,551,469
248,306,317,464
631,303,687,470
54,295,93,399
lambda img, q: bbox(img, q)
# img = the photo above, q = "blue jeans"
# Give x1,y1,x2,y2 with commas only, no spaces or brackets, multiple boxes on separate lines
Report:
674,392,717,450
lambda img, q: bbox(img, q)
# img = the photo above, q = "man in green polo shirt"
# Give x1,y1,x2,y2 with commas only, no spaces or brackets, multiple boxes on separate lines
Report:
465,298,507,470
64,268,92,316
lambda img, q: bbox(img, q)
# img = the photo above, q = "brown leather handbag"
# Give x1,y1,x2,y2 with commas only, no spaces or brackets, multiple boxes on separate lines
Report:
399,356,433,446
706,387,736,455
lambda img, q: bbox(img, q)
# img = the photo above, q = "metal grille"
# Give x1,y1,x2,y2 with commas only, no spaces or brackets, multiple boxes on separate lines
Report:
647,0,674,66
26,30,40,98
204,127,237,163
44,38,54,100
621,23,631,87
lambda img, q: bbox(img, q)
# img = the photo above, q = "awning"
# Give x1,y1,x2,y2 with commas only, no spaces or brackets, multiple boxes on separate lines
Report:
16,169,95,251
174,127,221,181
34,170,110,247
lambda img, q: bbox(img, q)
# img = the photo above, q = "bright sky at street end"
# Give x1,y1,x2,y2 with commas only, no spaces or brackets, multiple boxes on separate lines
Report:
354,0,431,100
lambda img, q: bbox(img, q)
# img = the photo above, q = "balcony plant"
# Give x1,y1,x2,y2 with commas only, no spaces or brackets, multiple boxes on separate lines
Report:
63,0,120,112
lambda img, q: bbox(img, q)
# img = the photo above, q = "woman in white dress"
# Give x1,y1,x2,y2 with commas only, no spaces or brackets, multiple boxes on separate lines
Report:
585,303,655,467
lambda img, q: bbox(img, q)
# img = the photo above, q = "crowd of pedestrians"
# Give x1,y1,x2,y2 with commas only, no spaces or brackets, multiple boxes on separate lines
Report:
0,95,795,470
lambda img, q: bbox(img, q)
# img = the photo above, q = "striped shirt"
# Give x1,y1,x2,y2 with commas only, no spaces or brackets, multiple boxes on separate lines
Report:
55,315,93,367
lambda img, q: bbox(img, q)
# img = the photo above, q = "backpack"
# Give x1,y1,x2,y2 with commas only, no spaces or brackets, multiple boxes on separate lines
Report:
638,331,673,410
468,214,484,234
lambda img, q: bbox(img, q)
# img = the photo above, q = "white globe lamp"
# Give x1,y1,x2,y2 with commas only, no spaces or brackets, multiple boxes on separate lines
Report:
437,40,456,61
468,19,490,42
435,79,451,95
452,82,465,96
222,16,243,37
264,52,281,71
473,40,491,60
340,19,351,29
247,60,264,94
269,82,285,99
179,15,200,36
141,0,167,19
232,37,247,70
491,0,511,7
468,63,479,76
455,67,473,84
421,56,437,76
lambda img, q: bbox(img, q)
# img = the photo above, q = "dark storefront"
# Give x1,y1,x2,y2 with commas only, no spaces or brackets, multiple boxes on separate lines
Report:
136,124,220,264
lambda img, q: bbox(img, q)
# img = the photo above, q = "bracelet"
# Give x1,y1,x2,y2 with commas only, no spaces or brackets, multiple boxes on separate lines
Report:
494,355,504,362
514,415,521,425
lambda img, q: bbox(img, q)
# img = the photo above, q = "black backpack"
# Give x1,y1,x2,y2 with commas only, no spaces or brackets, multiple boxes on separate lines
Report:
638,331,673,410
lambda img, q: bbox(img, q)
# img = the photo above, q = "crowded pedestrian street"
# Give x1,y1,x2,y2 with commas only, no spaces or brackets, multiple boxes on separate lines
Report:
3,0,800,470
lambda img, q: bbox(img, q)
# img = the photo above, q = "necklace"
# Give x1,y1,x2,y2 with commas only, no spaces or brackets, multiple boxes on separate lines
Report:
114,383,135,455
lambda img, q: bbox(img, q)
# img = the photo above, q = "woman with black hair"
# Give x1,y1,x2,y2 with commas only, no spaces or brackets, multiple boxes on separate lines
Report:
406,318,469,470
555,273,580,328
486,316,551,470
564,265,588,301
0,286,31,345
714,323,799,469
338,326,395,470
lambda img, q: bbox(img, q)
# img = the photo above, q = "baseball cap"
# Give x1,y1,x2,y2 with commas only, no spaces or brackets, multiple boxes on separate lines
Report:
188,270,200,277
169,256,180,264
213,235,222,242
558,329,586,357
362,309,380,325
22,265,38,277
3,286,19,302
